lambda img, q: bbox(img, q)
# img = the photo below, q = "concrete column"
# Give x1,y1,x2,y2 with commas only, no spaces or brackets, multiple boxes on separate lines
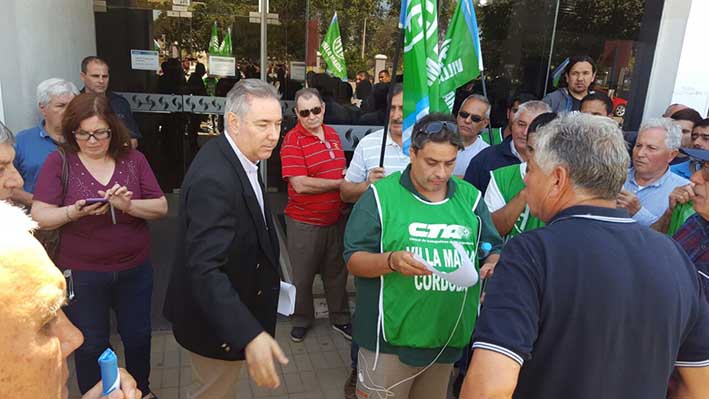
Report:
671,0,709,116
374,54,387,83
0,0,96,131
642,0,693,119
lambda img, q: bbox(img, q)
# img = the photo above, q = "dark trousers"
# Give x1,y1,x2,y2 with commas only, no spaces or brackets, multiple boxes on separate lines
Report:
66,261,154,394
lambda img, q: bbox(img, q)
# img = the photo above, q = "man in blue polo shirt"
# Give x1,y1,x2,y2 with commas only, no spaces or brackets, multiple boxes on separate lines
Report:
618,118,689,226
80,56,142,148
461,113,709,398
12,78,78,208
463,101,550,193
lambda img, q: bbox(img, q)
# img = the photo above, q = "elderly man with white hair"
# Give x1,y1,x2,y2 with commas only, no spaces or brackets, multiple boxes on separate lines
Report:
461,113,709,399
12,78,78,207
617,118,689,225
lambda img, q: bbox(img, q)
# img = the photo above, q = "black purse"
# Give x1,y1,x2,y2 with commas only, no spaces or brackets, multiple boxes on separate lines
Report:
35,147,69,263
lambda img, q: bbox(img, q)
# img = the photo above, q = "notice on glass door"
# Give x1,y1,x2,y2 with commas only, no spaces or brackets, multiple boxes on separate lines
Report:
130,50,160,71
209,55,236,77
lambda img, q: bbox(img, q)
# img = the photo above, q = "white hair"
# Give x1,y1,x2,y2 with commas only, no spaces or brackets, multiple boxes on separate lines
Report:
514,100,551,121
533,113,629,199
0,201,37,253
638,117,682,150
459,94,491,118
0,121,14,146
224,79,281,121
36,78,79,107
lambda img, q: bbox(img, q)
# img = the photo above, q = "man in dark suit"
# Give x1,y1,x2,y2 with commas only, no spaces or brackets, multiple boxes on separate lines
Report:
164,79,288,398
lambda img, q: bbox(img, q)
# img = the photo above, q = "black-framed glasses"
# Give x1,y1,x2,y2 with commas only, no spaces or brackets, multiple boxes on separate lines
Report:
74,128,111,141
458,111,484,123
415,121,459,137
295,106,322,118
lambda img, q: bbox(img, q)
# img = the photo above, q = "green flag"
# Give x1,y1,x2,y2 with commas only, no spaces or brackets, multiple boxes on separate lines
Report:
438,0,483,112
319,12,348,81
219,27,233,56
208,21,220,54
401,0,441,153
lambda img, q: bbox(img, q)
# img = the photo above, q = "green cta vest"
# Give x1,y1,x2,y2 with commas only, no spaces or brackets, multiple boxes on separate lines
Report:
491,163,544,239
668,202,696,236
371,173,482,349
480,127,504,146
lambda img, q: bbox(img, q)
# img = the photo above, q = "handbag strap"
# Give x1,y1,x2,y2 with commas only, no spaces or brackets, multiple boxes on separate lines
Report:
57,147,69,202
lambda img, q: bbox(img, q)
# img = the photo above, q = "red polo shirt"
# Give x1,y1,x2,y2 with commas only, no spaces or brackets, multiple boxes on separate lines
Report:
281,122,346,226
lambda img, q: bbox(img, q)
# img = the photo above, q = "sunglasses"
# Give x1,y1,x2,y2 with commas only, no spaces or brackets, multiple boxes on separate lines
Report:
458,111,484,123
415,121,459,137
295,106,323,118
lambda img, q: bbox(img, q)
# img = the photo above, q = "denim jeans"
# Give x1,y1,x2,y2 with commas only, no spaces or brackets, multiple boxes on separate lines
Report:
66,261,154,394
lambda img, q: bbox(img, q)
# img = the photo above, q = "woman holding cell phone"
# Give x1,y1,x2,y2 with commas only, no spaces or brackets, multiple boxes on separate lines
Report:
32,92,167,399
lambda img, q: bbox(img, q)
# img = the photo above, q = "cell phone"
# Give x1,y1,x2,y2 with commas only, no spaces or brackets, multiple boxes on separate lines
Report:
83,198,108,206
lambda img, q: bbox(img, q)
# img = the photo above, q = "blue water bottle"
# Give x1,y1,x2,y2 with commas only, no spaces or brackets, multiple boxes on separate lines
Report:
479,241,492,258
98,348,120,396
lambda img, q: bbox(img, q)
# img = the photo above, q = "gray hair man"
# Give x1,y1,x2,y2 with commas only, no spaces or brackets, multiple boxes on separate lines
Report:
454,94,491,177
0,122,24,201
462,113,709,399
280,87,352,343
11,78,77,207
617,117,689,225
164,79,288,398
464,100,551,192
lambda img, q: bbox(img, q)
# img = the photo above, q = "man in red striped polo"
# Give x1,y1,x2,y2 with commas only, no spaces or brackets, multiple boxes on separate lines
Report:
280,87,352,343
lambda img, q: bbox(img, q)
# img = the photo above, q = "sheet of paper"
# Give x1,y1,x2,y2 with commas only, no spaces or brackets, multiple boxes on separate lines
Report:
278,281,296,316
412,242,479,288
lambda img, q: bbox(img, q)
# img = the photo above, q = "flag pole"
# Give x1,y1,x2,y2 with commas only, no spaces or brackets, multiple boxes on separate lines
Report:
378,27,405,167
479,69,493,145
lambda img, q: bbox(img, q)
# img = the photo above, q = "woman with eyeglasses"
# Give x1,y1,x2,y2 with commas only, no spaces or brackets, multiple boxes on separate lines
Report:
31,92,167,399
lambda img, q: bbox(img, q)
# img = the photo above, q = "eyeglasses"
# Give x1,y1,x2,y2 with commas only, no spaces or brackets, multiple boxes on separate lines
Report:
415,121,459,137
295,106,323,118
689,159,709,179
457,111,484,123
74,128,111,141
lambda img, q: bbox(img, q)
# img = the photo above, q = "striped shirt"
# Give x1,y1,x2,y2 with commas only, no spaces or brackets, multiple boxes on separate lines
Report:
281,122,346,226
344,129,409,183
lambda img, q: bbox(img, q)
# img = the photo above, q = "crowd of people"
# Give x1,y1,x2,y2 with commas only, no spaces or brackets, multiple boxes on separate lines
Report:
0,53,708,399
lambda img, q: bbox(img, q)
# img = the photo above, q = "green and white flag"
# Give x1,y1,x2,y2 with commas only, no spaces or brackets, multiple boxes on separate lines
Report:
208,21,220,54
401,0,441,153
319,12,348,81
438,0,483,112
219,27,233,56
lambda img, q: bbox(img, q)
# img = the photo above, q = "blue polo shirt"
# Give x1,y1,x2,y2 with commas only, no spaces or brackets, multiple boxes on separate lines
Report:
13,121,59,193
472,205,709,398
624,167,689,226
463,136,522,193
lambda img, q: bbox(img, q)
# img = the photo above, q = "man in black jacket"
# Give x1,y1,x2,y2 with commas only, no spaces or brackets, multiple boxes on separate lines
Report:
164,79,288,398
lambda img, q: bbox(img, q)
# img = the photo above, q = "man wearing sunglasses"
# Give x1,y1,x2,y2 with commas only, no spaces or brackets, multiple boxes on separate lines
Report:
280,88,352,343
345,113,502,399
453,95,491,178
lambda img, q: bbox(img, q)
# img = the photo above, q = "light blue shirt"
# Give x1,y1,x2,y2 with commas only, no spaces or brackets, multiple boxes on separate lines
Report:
623,167,689,226
13,121,59,193
670,160,692,179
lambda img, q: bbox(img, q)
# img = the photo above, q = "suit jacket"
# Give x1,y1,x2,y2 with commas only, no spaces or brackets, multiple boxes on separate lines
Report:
163,134,280,361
